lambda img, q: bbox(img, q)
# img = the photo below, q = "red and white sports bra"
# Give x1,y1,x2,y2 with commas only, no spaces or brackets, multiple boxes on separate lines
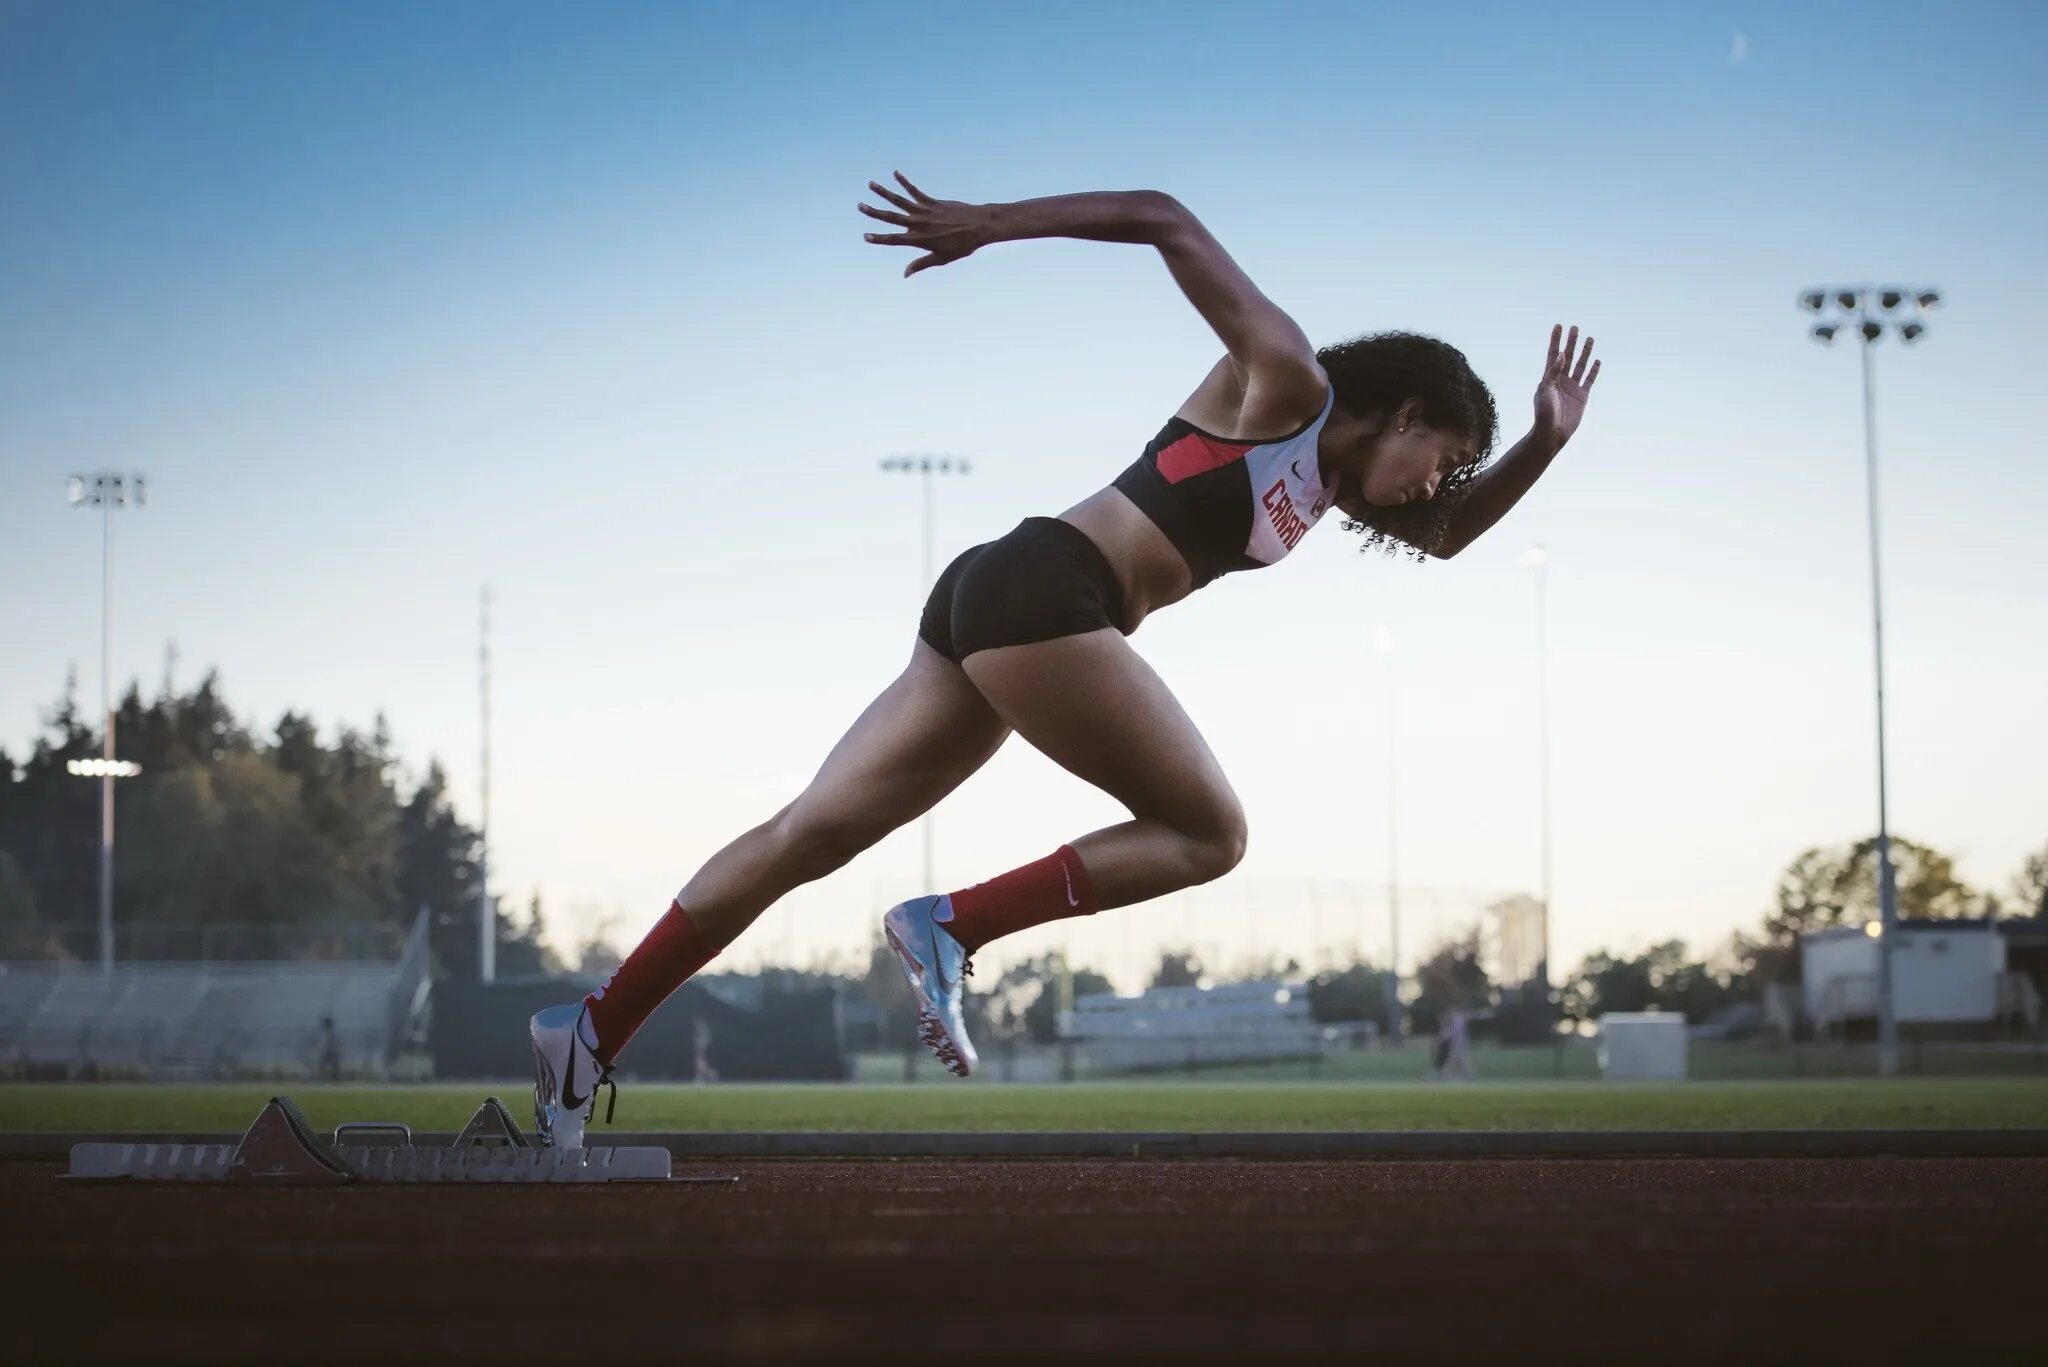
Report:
1112,386,1340,590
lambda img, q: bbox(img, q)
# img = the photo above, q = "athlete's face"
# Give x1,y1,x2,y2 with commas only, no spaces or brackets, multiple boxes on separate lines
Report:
1357,402,1477,509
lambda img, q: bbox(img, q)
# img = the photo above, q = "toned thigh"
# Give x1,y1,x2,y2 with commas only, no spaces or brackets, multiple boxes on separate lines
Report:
782,638,1010,844
959,628,1242,840
679,639,1008,935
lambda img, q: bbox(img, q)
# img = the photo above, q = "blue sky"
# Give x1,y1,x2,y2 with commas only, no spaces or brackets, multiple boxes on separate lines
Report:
3,0,2045,987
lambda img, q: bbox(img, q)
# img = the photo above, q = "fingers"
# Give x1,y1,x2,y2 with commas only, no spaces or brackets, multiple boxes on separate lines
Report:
868,180,917,212
1584,358,1601,389
859,202,912,228
1546,324,1600,389
862,172,948,275
860,193,917,246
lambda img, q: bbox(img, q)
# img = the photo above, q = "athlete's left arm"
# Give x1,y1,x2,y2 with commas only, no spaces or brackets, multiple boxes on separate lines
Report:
1431,325,1600,559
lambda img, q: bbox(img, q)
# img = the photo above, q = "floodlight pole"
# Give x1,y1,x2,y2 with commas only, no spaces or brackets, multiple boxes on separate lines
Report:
1373,627,1400,1009
1387,653,1399,987
1523,547,1553,995
879,455,971,892
1854,314,1900,1078
68,472,144,971
1800,283,1940,1078
479,585,495,985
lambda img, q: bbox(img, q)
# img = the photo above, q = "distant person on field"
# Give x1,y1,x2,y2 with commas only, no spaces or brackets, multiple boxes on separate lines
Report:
528,171,1602,1147
317,1015,341,1082
1436,1010,1476,1081
692,1016,718,1084
1431,1010,1476,1081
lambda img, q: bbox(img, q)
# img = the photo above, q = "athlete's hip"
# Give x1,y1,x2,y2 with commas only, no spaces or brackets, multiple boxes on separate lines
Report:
918,517,1129,663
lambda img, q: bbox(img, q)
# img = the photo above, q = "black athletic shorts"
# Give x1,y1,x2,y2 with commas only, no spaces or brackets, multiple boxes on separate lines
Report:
918,517,1129,664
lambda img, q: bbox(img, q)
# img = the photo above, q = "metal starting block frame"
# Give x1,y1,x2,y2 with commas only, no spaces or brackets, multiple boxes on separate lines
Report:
69,1095,734,1186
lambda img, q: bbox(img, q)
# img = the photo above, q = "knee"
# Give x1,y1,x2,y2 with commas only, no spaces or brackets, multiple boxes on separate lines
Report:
772,805,883,881
1184,804,1248,885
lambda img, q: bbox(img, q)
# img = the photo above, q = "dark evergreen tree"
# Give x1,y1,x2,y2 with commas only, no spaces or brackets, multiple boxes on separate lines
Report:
1407,929,1491,1035
1,669,536,973
395,760,487,974
1149,949,1205,989
1306,961,1389,1025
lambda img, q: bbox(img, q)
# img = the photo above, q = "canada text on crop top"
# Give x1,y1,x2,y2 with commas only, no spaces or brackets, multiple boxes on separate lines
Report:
1111,385,1340,589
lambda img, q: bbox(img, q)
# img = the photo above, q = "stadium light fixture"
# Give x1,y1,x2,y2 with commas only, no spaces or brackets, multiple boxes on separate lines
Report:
69,472,146,509
1799,290,1826,312
1795,283,1942,1077
67,759,143,778
879,455,971,477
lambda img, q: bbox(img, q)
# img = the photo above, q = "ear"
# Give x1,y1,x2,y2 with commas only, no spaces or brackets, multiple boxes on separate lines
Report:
1395,397,1427,432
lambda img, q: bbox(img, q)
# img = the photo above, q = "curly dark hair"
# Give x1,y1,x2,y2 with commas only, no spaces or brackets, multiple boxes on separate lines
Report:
1316,331,1498,558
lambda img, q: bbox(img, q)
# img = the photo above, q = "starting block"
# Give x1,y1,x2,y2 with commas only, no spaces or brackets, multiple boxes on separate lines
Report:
69,1095,735,1186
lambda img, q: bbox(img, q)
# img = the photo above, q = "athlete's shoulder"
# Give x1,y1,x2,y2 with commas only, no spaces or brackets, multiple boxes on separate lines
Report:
1173,356,1329,444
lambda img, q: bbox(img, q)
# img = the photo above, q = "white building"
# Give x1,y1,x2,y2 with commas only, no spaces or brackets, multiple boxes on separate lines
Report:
1597,1012,1688,1080
1801,920,2019,1035
1061,979,1324,1071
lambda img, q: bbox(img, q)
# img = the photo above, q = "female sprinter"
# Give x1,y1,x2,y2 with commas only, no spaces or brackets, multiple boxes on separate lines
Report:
529,174,1601,1146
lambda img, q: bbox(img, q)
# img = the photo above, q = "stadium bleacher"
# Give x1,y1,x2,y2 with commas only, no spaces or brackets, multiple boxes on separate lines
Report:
1063,979,1328,1072
0,964,64,1041
0,912,430,1080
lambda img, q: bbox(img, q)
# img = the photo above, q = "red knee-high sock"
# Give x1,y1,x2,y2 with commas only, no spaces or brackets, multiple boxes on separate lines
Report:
938,845,1099,955
582,900,719,1065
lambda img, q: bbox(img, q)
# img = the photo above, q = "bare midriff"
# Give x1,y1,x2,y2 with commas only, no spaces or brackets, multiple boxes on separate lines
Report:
1057,487,1193,634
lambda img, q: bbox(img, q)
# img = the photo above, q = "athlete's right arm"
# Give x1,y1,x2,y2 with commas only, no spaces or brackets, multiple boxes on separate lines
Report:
860,173,1321,403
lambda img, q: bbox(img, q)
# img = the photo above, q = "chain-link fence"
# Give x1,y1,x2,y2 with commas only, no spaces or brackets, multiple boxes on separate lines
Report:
849,1036,2048,1084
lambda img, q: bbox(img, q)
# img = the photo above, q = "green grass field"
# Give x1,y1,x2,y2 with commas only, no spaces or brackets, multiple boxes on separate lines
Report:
856,1039,2048,1084
6,1078,2048,1134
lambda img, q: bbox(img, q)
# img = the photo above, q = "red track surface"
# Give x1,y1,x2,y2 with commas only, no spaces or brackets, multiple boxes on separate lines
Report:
9,1157,2044,1362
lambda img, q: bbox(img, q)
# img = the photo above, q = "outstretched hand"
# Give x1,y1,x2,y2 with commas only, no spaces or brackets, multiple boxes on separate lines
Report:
859,171,991,278
1534,324,1601,444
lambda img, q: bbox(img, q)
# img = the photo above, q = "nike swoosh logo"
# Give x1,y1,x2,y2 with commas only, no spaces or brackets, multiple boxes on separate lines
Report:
1064,865,1079,908
927,923,952,992
561,1033,587,1110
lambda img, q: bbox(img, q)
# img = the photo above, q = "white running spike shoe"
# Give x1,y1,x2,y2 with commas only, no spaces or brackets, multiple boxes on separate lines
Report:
882,895,978,1077
529,1002,612,1149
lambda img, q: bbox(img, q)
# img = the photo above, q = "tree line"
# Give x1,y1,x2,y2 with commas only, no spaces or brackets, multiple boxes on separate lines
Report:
0,671,550,976
885,828,2048,1046
1556,834,2047,1026
8,668,2040,1040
